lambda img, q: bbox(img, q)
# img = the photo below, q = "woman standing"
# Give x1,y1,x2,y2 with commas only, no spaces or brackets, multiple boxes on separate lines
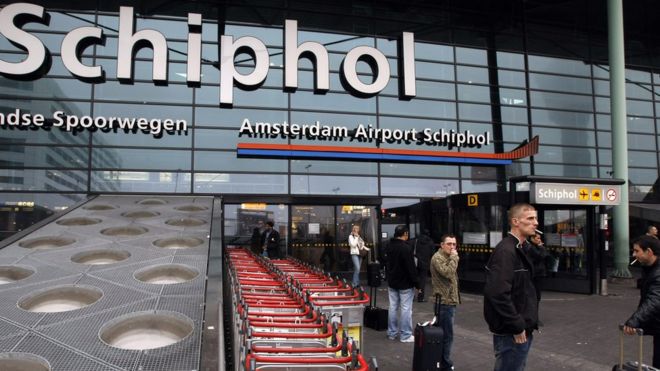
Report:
348,225,370,287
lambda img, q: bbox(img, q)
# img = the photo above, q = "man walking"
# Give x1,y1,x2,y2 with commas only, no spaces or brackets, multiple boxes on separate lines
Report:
261,221,281,259
386,225,420,343
430,234,460,371
484,203,539,371
623,235,660,368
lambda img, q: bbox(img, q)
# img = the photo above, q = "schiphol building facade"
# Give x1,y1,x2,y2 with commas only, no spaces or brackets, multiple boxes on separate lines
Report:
3,0,660,282
3,1,660,276
1,0,660,369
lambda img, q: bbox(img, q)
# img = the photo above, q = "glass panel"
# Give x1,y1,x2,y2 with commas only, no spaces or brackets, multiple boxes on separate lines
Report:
94,81,192,104
597,131,612,148
291,92,376,113
194,173,287,194
630,168,659,185
598,149,612,166
291,205,335,266
195,151,287,172
94,103,192,124
530,91,593,111
628,134,656,150
1,78,92,100
456,47,487,65
499,88,527,106
531,127,595,146
291,175,377,195
291,160,377,175
379,163,459,178
0,145,87,168
529,73,592,94
92,148,191,170
531,109,594,129
415,43,454,63
534,163,597,177
501,107,528,124
457,84,490,103
0,169,87,191
496,52,524,69
626,83,652,100
595,97,610,113
91,170,189,193
528,55,590,76
196,107,286,128
461,179,497,193
92,130,191,148
458,103,491,121
382,79,455,100
498,70,526,87
502,124,530,143
626,100,653,117
225,24,284,45
542,210,588,279
196,128,286,149
593,80,610,96
628,151,657,168
379,98,455,120
415,62,454,81
336,205,378,273
0,192,87,240
534,146,597,165
223,203,289,255
626,117,654,133
381,177,459,197
456,66,488,84
596,114,611,130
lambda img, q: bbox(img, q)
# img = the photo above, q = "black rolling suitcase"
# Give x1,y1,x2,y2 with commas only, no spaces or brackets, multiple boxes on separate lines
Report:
412,295,444,371
612,325,659,371
364,285,388,331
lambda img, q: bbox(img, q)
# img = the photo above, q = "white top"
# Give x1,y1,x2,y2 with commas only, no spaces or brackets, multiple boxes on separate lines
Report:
348,234,370,255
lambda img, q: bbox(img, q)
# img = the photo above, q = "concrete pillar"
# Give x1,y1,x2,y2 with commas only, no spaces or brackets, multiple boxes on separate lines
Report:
608,0,631,277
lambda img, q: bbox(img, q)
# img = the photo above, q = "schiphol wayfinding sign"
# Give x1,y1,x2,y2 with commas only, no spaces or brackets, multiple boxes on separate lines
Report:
531,182,622,206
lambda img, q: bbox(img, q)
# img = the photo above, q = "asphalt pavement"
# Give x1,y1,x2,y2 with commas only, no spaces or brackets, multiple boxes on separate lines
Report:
362,277,652,370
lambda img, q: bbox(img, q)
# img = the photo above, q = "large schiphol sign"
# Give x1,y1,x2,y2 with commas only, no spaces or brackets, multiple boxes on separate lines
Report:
0,3,416,105
0,2,540,164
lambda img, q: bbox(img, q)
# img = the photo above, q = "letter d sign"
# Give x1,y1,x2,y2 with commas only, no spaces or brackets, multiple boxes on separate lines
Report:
467,194,478,207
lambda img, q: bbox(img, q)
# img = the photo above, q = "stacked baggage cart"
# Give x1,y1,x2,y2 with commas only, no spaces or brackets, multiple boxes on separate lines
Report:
225,247,376,370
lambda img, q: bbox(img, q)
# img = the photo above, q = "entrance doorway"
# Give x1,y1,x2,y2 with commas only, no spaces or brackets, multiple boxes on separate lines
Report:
290,205,377,275
538,207,595,294
222,200,378,277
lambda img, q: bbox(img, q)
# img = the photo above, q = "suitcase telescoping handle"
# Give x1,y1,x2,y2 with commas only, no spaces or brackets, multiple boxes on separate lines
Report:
618,324,644,371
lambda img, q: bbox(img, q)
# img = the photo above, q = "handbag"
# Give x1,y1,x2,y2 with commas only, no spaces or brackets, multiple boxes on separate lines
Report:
358,237,369,257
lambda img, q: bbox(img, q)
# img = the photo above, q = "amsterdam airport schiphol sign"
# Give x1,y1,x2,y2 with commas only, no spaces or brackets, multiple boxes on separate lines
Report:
0,2,540,165
530,182,622,206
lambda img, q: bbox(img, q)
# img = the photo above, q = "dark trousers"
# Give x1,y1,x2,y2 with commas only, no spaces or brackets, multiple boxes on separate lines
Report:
267,247,279,259
533,276,543,303
654,335,660,368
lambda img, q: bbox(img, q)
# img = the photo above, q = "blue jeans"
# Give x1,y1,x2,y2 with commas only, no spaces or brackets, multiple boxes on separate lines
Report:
493,333,533,371
437,304,456,370
351,254,361,287
387,287,414,340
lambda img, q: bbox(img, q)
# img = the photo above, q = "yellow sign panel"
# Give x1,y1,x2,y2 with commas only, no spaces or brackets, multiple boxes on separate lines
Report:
578,189,589,201
467,194,478,207
591,188,601,201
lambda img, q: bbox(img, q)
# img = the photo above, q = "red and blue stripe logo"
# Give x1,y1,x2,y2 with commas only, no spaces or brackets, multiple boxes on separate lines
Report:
237,136,539,165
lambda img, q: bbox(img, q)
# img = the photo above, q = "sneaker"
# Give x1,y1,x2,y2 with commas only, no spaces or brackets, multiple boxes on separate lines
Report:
387,335,397,341
400,335,415,343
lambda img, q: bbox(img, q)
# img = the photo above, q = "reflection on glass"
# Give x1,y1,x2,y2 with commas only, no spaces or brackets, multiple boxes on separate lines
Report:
91,171,190,193
542,210,588,279
223,203,289,255
194,173,287,194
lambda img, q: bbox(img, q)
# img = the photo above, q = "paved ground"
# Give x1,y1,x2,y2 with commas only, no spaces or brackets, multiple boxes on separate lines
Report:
362,277,653,370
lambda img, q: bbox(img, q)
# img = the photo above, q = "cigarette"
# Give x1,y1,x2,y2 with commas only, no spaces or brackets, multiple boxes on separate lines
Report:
630,259,638,266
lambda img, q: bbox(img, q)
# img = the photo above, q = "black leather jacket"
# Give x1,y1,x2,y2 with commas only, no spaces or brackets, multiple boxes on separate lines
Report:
484,234,539,335
625,260,660,336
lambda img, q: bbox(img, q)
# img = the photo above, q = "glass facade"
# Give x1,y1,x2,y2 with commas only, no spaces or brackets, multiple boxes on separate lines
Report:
1,0,660,250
